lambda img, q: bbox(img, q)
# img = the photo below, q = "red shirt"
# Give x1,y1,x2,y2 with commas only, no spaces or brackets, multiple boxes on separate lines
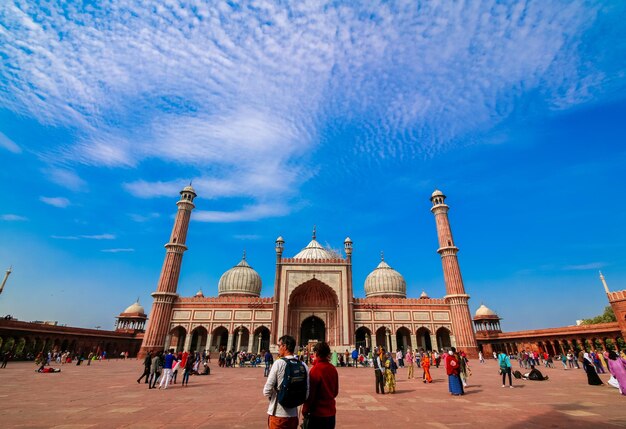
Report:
302,358,339,417
445,354,460,376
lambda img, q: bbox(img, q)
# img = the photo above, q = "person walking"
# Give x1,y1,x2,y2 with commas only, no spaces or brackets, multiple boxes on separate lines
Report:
351,348,358,368
1,351,11,368
498,351,513,388
374,346,386,394
445,348,464,396
159,349,177,390
137,351,152,384
182,353,194,386
264,349,273,377
478,351,485,364
606,350,626,395
405,348,414,379
263,335,309,429
149,351,162,389
302,342,338,429
421,351,432,383
581,352,603,386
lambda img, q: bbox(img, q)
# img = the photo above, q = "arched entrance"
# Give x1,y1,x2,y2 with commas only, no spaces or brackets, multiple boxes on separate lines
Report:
436,327,452,350
253,326,271,353
288,279,339,346
396,327,412,351
416,327,433,351
355,327,371,350
168,326,187,352
190,327,208,352
300,316,325,347
211,326,228,351
375,327,389,350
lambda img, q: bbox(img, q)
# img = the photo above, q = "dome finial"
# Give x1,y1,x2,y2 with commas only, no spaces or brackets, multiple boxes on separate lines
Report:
380,251,385,261
312,225,317,240
242,249,247,261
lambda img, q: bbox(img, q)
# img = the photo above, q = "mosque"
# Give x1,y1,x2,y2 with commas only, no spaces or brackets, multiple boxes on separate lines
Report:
138,186,480,358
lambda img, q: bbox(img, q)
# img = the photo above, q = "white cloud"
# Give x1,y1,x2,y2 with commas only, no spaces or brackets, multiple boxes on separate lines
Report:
234,234,262,241
0,132,21,154
563,262,607,271
128,212,160,222
44,168,87,192
40,196,70,208
81,234,116,240
51,235,80,240
1,214,28,221
194,202,289,223
1,1,621,215
101,248,134,253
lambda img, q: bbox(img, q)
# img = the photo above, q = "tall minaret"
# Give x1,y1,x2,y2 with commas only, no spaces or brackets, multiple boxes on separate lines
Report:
600,271,610,294
139,185,196,357
430,190,479,357
0,266,12,295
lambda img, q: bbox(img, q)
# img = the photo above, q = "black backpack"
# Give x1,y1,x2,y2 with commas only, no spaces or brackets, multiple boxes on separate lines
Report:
276,357,308,409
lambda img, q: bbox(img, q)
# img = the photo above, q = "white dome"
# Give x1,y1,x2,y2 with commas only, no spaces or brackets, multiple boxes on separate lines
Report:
431,189,444,198
475,304,498,317
293,239,335,259
195,289,204,298
364,258,406,298
419,290,429,299
218,256,262,297
123,300,145,314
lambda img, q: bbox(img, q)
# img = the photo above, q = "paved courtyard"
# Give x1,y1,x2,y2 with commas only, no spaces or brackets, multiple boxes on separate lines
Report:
0,358,624,428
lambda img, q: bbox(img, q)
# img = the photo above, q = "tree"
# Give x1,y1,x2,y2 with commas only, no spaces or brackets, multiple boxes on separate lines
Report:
581,306,616,324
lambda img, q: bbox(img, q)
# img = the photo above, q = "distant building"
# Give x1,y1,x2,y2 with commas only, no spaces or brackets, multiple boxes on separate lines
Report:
139,187,479,358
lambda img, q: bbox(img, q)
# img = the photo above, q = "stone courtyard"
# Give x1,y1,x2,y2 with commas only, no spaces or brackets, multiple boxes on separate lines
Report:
0,358,624,428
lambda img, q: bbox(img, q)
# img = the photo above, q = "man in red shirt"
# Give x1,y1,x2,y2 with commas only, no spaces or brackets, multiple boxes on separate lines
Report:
302,342,339,429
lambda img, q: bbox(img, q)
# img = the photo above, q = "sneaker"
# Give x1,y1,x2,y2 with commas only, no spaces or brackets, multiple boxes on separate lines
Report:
501,385,506,388
510,386,514,389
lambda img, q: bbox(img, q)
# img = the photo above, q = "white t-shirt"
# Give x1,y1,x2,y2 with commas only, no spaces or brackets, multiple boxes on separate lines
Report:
262,355,309,417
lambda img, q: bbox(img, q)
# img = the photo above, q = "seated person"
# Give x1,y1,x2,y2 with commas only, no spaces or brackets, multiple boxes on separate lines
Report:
523,365,549,381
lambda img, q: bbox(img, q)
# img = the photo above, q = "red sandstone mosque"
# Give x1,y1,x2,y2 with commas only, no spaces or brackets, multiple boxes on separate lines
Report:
136,186,484,358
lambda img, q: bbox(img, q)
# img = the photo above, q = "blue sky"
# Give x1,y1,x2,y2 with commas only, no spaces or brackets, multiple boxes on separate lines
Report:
1,1,625,331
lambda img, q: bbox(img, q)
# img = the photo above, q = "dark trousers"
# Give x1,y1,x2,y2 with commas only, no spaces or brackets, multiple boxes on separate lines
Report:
375,370,385,393
264,362,271,377
501,367,512,386
308,415,336,429
149,372,160,388
182,370,190,385
137,367,150,383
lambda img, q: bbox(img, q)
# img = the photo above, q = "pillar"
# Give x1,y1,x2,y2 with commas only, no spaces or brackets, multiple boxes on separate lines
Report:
139,185,196,358
226,332,235,352
257,334,263,354
430,334,438,352
412,333,419,351
430,190,479,358
391,331,398,352
236,329,243,352
386,330,392,352
183,333,192,352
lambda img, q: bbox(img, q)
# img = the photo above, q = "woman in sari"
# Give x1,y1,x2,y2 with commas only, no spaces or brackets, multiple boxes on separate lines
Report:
582,352,603,385
445,348,463,395
421,352,432,383
606,350,626,395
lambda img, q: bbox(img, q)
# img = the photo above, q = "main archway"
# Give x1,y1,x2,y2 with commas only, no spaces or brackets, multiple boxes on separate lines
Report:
288,278,339,347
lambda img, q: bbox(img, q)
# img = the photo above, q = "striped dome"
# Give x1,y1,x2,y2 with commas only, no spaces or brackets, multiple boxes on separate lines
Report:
218,254,262,297
364,257,406,298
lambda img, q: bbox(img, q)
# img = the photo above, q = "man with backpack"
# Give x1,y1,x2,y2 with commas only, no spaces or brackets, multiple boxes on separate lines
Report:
263,335,309,429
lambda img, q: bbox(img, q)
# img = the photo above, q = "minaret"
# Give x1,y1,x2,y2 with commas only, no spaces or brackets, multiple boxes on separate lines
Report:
600,271,610,294
0,266,12,295
272,236,285,344
430,190,479,357
139,185,196,357
344,237,354,346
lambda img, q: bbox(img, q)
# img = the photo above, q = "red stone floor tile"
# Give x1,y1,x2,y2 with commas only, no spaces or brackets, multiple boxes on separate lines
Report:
0,359,624,428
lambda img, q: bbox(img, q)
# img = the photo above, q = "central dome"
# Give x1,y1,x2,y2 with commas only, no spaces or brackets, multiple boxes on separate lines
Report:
293,239,335,260
218,253,262,297
364,256,406,298
122,300,145,315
